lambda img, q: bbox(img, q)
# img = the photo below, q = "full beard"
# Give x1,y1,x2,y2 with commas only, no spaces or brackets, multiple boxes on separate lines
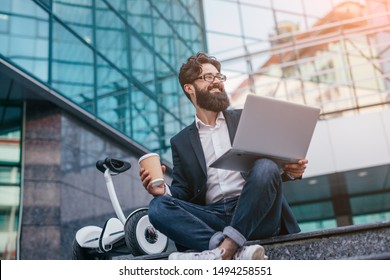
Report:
194,83,230,112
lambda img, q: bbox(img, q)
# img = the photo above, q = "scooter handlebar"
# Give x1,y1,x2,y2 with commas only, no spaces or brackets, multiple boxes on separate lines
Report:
96,158,131,174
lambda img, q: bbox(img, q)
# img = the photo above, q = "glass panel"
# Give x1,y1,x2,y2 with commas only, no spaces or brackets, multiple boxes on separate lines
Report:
0,104,22,260
131,36,155,93
1,0,206,165
96,56,129,133
53,0,93,43
241,5,273,41
125,0,153,46
0,167,20,185
152,10,172,60
353,211,390,225
299,219,337,232
291,201,335,222
0,1,49,82
0,188,20,259
204,0,241,37
95,2,128,73
350,193,390,216
0,12,10,33
130,85,160,151
51,19,95,113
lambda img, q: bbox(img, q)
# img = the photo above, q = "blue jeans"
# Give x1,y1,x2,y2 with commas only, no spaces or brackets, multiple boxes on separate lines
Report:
148,158,283,251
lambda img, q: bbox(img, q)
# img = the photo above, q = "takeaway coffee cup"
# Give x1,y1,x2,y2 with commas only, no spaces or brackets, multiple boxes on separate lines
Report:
138,153,164,187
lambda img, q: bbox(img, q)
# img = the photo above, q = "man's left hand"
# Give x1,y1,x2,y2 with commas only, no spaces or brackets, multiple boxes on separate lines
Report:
282,159,308,179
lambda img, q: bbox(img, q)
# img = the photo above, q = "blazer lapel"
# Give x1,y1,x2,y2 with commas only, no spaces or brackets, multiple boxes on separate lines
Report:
187,110,241,177
188,122,207,175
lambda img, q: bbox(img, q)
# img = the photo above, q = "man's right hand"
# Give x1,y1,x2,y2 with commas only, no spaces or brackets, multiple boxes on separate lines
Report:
139,165,166,196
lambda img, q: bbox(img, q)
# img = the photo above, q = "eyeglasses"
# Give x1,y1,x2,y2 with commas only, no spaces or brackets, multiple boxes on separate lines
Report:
195,73,227,83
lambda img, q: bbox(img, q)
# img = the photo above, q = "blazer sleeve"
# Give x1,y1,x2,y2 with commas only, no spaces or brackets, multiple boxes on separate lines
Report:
166,124,208,205
167,137,193,201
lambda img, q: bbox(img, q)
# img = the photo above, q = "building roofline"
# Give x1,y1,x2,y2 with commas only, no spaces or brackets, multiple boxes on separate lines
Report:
0,56,174,170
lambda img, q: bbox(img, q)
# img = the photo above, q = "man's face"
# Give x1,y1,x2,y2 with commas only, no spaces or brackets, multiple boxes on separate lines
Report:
193,63,230,112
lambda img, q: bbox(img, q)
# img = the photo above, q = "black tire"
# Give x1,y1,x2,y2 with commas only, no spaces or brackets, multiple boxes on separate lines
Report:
72,238,111,260
124,209,168,256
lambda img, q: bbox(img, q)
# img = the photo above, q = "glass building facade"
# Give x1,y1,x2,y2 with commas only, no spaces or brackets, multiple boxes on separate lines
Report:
1,0,389,259
0,104,22,260
1,0,206,161
204,0,390,118
0,0,206,259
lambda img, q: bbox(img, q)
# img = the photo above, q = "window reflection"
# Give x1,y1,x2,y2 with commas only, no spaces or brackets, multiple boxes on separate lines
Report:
0,105,22,260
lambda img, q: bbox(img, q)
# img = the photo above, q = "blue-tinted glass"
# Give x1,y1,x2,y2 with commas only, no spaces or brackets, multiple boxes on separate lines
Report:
51,19,94,112
299,219,337,232
12,0,47,18
96,56,129,133
353,211,390,225
0,5,49,81
37,20,49,39
292,201,335,222
152,11,173,59
125,0,153,46
131,86,160,150
0,0,11,12
0,13,9,33
350,193,390,215
131,37,155,93
9,37,49,82
0,34,8,54
53,0,93,42
1,0,206,164
105,0,125,11
36,0,52,8
96,3,128,73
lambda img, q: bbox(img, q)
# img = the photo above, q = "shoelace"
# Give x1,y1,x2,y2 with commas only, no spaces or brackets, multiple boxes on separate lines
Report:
194,248,225,259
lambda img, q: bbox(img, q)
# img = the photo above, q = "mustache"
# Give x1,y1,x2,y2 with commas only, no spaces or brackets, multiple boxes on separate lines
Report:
207,83,224,92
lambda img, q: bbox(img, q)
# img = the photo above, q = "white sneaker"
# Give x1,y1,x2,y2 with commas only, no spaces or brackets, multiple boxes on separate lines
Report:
233,245,268,260
169,247,225,260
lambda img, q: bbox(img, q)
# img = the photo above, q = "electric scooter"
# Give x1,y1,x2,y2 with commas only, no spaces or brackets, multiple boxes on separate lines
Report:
72,157,169,259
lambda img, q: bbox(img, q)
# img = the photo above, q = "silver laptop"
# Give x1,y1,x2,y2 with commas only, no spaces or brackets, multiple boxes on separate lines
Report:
210,94,320,172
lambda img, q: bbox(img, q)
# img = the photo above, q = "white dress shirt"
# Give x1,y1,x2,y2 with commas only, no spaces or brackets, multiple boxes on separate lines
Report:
195,112,245,205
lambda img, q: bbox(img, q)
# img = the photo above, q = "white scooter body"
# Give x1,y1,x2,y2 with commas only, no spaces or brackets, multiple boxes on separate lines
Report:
73,158,168,259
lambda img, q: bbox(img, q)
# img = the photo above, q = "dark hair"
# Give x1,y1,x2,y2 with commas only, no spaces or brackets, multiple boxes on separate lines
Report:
178,52,221,100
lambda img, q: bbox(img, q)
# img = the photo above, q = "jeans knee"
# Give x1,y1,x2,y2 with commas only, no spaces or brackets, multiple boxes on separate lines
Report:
250,158,281,183
253,158,279,174
148,195,168,226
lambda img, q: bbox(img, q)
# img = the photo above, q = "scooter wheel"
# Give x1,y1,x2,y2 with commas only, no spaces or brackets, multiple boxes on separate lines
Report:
72,238,111,260
124,209,168,256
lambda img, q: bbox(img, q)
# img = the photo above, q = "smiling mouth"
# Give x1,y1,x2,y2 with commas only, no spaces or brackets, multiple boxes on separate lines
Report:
208,84,224,93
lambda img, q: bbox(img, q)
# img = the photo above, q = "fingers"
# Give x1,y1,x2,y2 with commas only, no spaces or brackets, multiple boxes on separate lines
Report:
284,159,308,169
139,168,165,196
298,159,308,165
283,159,308,178
139,168,152,188
285,164,307,172
140,165,167,196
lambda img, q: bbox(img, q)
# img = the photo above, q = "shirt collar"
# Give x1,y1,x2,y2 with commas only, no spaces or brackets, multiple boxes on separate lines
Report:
195,112,225,130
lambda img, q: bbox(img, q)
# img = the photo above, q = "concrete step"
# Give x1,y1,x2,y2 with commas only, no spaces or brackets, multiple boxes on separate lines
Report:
131,221,390,260
247,220,390,260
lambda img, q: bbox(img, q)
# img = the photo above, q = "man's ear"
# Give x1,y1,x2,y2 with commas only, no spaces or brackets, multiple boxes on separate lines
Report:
184,84,195,97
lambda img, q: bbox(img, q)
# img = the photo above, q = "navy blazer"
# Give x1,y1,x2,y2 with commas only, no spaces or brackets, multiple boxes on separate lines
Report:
169,109,300,234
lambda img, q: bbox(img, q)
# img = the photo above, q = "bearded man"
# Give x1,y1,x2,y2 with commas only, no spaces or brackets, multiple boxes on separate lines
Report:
139,52,307,260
